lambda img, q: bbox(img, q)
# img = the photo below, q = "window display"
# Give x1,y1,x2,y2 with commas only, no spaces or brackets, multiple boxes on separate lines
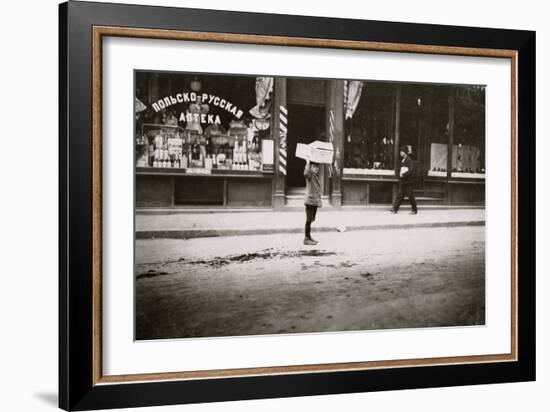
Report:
452,86,485,178
136,122,264,172
425,85,486,178
135,72,272,173
343,82,396,176
429,142,448,177
427,86,452,177
341,82,486,180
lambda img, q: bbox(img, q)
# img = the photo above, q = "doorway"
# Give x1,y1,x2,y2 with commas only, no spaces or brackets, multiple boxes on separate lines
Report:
286,103,326,188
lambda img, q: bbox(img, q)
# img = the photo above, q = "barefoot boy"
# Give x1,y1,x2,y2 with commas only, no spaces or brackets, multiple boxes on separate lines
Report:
304,160,322,245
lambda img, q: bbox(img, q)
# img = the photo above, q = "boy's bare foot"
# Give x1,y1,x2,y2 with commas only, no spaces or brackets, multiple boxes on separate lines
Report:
304,238,318,245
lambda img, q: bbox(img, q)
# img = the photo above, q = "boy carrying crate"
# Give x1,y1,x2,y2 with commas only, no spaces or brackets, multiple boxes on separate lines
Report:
303,160,322,245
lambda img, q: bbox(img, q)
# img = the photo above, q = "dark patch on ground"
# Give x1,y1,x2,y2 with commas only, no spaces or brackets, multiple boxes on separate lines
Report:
184,248,338,268
300,258,356,271
137,269,169,280
138,248,340,278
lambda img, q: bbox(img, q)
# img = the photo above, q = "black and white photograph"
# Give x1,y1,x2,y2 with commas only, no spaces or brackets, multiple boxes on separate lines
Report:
134,70,486,340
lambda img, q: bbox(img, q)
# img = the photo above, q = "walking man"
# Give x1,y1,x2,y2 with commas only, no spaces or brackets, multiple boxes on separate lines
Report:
391,146,418,215
304,160,322,245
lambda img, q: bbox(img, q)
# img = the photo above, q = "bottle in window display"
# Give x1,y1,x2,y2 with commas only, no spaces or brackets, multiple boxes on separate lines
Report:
153,146,159,168
191,138,203,168
247,140,253,165
371,140,379,169
240,140,245,169
204,123,227,168
148,140,155,167
191,141,199,165
252,131,259,152
380,139,387,169
226,135,234,169
241,139,249,169
229,120,248,170
233,141,239,169
238,141,243,170
154,134,161,167
233,139,240,169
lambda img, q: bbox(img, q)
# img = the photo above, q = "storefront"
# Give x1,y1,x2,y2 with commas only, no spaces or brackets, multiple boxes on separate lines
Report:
135,72,275,208
135,71,485,210
341,81,485,207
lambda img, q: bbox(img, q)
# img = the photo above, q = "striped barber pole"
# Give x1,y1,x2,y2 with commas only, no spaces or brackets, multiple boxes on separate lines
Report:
279,105,288,175
343,80,349,109
328,108,335,177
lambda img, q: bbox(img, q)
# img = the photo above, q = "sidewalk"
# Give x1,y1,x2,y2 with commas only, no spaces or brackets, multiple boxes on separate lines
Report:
136,207,485,239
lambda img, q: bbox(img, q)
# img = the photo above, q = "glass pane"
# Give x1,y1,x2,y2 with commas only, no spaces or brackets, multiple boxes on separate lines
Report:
452,86,486,178
135,71,271,172
344,82,395,174
426,86,451,177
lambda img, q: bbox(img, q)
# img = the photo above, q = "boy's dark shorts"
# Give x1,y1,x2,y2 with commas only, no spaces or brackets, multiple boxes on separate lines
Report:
305,205,318,222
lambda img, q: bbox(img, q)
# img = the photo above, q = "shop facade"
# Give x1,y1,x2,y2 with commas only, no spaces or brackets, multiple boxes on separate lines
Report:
135,71,485,210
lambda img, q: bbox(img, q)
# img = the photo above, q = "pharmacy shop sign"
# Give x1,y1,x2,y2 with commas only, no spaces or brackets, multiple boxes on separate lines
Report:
151,91,245,125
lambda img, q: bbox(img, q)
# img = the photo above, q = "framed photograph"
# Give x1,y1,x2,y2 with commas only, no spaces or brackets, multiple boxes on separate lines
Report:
59,1,535,410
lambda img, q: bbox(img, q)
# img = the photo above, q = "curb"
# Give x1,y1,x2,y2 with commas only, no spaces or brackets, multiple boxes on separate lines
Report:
136,205,485,215
136,220,485,240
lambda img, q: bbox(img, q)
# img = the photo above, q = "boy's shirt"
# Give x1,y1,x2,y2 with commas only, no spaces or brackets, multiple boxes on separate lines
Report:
400,156,415,180
304,163,322,207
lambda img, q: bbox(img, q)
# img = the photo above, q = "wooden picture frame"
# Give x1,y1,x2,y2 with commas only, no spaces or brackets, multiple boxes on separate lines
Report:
59,1,535,410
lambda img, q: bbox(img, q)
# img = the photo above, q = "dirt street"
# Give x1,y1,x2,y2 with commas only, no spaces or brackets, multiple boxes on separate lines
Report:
135,226,485,340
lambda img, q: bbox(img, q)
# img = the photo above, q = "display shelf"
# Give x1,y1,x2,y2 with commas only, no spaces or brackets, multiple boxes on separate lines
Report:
136,167,273,178
450,172,486,179
343,168,395,177
427,170,447,177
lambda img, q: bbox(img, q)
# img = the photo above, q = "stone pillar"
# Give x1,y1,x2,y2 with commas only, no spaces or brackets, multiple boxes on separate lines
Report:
392,85,402,205
326,80,345,207
446,87,456,205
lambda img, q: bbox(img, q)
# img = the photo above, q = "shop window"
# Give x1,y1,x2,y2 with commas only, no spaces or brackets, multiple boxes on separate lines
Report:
427,86,451,177
343,82,396,176
452,86,486,178
399,84,430,176
135,72,274,173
